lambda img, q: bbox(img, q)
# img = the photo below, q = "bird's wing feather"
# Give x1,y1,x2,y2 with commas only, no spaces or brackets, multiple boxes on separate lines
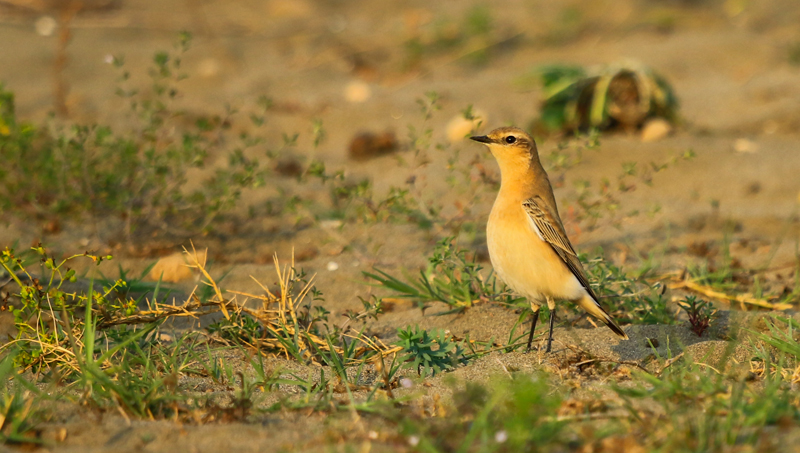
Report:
522,196,600,302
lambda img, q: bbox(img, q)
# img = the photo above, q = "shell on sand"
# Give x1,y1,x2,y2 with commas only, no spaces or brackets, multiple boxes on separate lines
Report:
148,249,207,283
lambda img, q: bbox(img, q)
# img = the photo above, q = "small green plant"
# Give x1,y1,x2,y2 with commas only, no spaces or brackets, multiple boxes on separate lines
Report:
751,316,800,360
0,353,40,444
678,295,716,337
395,326,465,377
583,251,675,325
749,316,799,384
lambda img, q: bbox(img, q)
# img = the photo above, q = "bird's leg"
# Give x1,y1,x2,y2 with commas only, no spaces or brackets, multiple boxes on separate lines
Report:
525,303,540,352
546,297,556,353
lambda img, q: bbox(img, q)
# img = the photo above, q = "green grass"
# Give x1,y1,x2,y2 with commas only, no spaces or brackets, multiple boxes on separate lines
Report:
365,237,522,313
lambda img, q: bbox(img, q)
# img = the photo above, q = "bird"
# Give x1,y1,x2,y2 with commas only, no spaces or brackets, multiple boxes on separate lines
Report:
470,126,628,352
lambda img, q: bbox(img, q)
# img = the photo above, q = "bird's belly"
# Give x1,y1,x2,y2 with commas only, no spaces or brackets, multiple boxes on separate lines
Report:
487,215,584,303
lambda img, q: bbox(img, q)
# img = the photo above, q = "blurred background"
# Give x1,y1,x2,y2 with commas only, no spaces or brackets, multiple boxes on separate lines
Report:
0,0,799,300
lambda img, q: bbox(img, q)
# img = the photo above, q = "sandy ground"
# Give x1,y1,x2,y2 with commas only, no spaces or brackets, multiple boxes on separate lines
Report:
1,0,800,451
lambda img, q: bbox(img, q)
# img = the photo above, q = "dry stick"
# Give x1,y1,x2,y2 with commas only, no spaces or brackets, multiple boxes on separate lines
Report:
667,279,792,310
656,352,685,377
546,411,633,423
184,242,229,320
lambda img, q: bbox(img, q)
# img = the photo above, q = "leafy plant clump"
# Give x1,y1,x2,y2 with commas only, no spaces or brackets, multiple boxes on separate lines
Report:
365,237,521,312
582,250,675,326
535,61,678,134
395,326,465,377
678,295,717,337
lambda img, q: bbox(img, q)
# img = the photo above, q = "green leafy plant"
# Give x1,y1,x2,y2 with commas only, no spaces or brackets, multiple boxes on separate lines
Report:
395,326,465,377
534,61,678,133
678,295,716,337
0,353,40,444
365,237,521,312
582,251,675,325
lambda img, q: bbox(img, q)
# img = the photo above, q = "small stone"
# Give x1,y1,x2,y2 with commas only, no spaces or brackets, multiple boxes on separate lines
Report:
327,261,339,271
295,246,319,262
733,138,758,153
320,220,343,229
149,250,206,283
42,219,61,234
640,118,672,142
34,16,56,37
197,58,221,78
273,158,303,178
344,81,371,103
348,131,398,161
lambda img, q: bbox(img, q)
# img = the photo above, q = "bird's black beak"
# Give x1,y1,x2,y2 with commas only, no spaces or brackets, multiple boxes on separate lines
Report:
470,135,492,144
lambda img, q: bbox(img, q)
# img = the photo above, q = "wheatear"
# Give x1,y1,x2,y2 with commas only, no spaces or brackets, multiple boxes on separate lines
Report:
471,127,628,352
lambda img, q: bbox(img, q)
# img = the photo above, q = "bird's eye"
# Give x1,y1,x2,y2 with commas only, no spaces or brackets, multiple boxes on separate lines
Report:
505,136,516,144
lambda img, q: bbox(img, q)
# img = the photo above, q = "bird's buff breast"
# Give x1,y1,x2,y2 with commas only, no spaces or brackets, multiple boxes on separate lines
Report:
487,204,583,303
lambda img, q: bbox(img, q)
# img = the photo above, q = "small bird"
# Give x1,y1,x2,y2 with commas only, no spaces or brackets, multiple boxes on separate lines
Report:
470,127,628,352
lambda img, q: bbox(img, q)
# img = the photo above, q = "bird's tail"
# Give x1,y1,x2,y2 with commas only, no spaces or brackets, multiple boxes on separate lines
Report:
577,294,629,340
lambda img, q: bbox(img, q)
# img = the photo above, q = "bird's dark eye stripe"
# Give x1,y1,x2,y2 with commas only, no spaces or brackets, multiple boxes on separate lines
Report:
505,136,516,144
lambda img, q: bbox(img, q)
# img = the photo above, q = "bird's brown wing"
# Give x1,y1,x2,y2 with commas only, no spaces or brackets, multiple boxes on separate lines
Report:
522,196,599,302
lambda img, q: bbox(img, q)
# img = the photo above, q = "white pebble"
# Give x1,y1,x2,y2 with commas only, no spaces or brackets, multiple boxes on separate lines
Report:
326,261,339,271
35,16,57,37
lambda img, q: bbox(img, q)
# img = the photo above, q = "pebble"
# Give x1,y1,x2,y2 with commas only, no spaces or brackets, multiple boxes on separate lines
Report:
446,108,488,142
640,117,672,142
733,138,758,154
35,16,56,37
344,81,371,103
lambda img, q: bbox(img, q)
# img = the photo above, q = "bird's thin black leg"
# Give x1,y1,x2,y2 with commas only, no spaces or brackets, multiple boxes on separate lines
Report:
546,309,556,353
525,309,540,352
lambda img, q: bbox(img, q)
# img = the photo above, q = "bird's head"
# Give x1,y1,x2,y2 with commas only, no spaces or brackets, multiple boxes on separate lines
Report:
470,127,538,172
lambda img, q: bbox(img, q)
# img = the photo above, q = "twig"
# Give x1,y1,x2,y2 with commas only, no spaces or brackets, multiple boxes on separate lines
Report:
572,357,650,374
667,279,792,310
656,352,685,376
546,411,633,423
